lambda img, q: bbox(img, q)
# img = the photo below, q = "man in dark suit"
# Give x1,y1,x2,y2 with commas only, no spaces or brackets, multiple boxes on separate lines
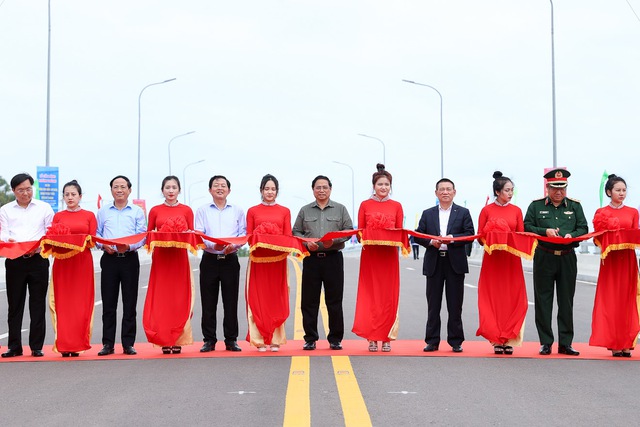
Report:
415,178,474,353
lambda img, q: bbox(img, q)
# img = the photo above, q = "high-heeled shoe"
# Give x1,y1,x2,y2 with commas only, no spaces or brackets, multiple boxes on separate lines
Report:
368,341,378,352
503,346,513,355
162,347,171,354
493,345,504,355
171,346,181,354
381,342,391,352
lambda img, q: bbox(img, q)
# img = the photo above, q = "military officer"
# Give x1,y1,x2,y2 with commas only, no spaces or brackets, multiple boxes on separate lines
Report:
524,168,588,356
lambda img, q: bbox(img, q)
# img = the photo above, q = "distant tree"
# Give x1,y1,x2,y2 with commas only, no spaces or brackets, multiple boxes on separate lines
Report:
0,176,15,207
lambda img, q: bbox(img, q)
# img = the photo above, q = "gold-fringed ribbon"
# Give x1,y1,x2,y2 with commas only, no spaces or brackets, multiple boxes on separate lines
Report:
480,231,538,260
247,233,309,263
40,234,95,259
360,228,411,256
593,229,640,260
145,232,205,255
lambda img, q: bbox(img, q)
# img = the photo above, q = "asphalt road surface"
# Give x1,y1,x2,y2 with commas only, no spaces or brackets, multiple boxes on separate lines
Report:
0,249,637,426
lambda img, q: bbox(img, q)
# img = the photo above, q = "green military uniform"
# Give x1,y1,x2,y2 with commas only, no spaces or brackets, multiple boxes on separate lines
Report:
524,195,588,347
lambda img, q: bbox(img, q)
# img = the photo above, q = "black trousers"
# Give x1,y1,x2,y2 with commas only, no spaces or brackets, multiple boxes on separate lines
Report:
301,252,344,344
425,254,465,347
533,249,577,346
100,252,140,347
5,255,50,351
199,252,240,344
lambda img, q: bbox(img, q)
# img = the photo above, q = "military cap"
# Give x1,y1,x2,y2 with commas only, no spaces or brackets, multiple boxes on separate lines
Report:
544,168,570,188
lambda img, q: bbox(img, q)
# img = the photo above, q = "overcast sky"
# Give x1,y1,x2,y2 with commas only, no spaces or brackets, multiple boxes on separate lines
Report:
1,1,639,228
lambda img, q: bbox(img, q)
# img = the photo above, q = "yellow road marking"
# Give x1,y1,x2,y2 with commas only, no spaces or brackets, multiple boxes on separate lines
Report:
283,356,310,427
285,256,371,427
284,257,310,427
332,356,372,427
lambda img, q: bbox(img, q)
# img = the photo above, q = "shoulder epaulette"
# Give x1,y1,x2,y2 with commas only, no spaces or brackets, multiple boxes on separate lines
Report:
567,197,581,203
531,197,546,202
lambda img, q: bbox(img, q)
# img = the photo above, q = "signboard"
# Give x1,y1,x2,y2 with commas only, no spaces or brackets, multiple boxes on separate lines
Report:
36,166,59,212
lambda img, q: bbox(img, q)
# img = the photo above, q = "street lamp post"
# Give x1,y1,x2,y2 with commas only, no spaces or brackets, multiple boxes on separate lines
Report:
168,131,195,175
357,134,386,165
402,79,444,178
332,160,355,228
45,0,52,166
137,77,176,199
183,159,205,205
550,0,557,167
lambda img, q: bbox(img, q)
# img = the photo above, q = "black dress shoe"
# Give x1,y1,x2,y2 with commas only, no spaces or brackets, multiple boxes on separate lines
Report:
303,341,316,351
329,342,342,350
1,348,23,358
423,343,439,352
31,350,44,357
200,341,215,352
558,345,580,356
225,342,242,352
98,345,114,356
539,344,552,355
452,345,463,353
123,346,137,355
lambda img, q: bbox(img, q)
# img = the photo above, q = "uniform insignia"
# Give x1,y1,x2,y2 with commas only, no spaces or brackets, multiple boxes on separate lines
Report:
539,211,549,214
564,211,574,215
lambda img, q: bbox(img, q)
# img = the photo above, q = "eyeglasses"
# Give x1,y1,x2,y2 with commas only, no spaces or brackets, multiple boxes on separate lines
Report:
314,186,330,191
15,187,33,195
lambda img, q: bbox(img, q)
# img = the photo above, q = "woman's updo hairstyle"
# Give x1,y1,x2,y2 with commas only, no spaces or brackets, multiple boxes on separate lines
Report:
372,163,392,185
604,174,626,198
492,171,513,197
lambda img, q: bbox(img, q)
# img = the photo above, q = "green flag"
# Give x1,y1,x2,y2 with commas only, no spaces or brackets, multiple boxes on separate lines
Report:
599,170,608,207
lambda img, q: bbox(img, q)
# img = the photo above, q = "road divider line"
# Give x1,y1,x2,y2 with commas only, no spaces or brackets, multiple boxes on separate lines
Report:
332,356,372,427
283,257,311,426
283,356,310,427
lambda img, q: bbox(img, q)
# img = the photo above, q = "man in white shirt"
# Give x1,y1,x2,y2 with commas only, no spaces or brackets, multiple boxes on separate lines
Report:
0,173,54,357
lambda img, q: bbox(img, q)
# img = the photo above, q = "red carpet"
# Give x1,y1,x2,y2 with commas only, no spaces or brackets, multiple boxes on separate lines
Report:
0,340,636,362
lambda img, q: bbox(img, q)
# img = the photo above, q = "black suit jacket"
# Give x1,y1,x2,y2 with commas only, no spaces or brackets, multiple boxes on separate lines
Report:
414,203,475,277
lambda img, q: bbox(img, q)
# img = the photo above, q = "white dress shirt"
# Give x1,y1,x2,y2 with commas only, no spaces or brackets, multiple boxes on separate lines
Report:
0,199,54,242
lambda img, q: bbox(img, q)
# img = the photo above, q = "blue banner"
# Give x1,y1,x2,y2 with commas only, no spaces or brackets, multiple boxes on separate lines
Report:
37,166,59,212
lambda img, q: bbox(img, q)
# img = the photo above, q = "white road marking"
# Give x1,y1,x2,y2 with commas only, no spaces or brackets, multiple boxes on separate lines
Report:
227,391,256,395
388,391,417,394
0,329,28,340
